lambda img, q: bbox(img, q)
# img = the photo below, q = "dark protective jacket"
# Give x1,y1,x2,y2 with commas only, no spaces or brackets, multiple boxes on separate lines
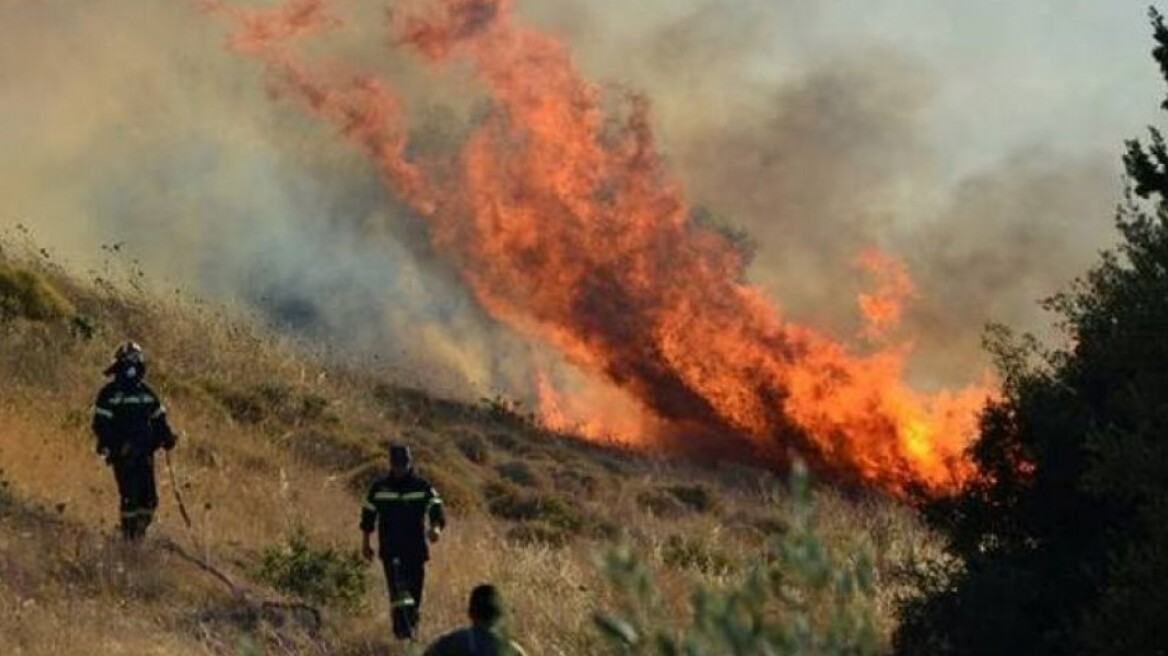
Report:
423,626,527,656
360,470,446,562
92,380,176,460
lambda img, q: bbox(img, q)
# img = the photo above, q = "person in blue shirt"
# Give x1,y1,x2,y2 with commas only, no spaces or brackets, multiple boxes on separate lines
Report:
424,584,528,656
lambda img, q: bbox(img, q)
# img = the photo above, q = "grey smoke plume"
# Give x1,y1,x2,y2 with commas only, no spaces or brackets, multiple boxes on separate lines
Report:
528,0,1144,387
0,0,532,395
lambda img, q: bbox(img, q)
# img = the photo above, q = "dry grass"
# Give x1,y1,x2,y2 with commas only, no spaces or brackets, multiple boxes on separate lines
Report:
0,244,943,654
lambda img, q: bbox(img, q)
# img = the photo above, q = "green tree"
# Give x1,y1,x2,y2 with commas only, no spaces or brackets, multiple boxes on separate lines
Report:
895,8,1168,656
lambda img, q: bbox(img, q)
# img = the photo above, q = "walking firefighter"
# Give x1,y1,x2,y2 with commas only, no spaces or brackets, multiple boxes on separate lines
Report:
91,341,178,541
361,444,447,641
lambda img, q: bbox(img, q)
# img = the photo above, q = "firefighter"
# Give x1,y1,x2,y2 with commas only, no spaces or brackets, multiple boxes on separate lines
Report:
91,341,178,542
423,584,528,656
360,444,446,641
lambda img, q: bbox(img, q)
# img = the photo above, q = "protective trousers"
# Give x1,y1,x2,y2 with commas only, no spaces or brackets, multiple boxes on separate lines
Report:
112,455,158,541
381,557,426,640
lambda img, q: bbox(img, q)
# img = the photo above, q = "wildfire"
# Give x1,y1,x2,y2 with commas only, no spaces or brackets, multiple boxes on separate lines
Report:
206,0,992,495
856,249,916,341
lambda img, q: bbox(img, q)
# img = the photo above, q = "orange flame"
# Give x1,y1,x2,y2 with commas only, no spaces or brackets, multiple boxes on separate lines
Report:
856,248,916,341
534,369,656,445
208,0,992,495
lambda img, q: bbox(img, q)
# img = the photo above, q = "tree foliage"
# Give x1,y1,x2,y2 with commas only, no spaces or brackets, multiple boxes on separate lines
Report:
895,9,1168,655
595,463,881,656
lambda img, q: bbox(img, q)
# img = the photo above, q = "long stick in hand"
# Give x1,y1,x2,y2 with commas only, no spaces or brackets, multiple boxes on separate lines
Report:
164,449,193,530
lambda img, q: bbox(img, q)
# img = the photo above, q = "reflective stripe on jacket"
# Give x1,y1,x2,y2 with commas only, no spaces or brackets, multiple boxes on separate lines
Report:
360,471,446,561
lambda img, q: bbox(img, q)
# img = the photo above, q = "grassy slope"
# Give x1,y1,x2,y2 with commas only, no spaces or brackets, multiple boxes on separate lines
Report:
0,247,939,655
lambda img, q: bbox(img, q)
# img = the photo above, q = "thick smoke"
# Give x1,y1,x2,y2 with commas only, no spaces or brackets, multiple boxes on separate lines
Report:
0,0,1143,405
0,0,534,395
900,153,1118,385
525,0,1141,388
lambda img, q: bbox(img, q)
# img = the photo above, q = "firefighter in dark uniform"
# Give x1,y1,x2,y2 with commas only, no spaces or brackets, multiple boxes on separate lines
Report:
361,444,446,641
423,584,528,656
91,342,177,541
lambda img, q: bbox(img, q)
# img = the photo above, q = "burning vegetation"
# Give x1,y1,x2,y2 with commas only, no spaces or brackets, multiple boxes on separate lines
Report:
205,0,991,495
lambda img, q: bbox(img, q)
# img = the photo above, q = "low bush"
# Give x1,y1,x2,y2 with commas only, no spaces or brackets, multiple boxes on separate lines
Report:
551,467,599,499
660,535,733,576
256,528,367,612
486,486,584,533
636,489,686,518
666,484,717,513
200,380,334,428
495,460,540,488
455,432,490,465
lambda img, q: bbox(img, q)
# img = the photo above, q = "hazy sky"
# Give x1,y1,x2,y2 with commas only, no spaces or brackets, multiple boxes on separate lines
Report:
812,0,1159,177
540,0,1160,179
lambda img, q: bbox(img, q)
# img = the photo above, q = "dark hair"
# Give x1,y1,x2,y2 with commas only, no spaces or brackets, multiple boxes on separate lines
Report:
468,584,503,625
389,444,411,467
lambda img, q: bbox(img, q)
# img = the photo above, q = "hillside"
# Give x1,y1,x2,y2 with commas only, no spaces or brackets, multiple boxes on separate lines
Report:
0,241,938,655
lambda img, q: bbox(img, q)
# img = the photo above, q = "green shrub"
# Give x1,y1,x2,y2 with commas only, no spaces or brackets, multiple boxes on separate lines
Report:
551,467,599,499
256,381,293,407
896,13,1168,655
586,516,622,541
667,484,717,513
486,482,621,543
636,489,686,518
200,380,267,424
0,263,74,321
256,528,367,612
69,314,98,340
496,460,540,487
594,462,880,655
660,535,733,576
636,484,718,517
455,432,490,464
750,515,788,539
487,487,584,532
200,380,333,427
299,394,329,422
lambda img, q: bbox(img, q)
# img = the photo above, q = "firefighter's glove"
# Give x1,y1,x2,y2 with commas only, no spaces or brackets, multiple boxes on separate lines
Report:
162,432,178,451
427,526,442,544
361,538,375,563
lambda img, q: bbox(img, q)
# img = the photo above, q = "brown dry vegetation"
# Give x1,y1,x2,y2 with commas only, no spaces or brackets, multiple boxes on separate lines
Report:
0,239,943,655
